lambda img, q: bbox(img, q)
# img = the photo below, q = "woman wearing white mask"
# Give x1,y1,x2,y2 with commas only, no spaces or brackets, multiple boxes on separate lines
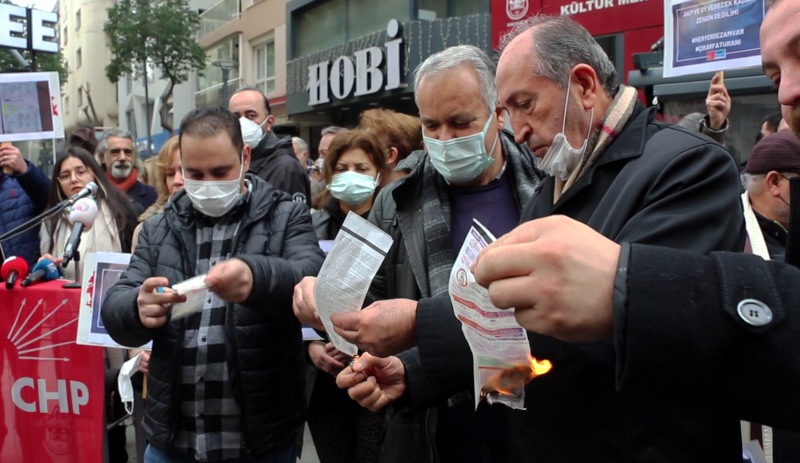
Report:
307,129,388,463
311,129,387,240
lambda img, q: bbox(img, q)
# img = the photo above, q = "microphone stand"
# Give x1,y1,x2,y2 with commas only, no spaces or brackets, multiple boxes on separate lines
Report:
62,249,82,289
0,198,71,244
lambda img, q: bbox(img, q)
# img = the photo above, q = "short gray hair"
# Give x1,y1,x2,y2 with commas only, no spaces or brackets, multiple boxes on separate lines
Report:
501,15,617,94
292,136,308,153
97,128,134,155
321,126,346,137
413,45,497,115
743,173,765,192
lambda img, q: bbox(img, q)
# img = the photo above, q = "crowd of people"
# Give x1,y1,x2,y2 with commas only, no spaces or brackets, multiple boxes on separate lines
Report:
2,1,800,462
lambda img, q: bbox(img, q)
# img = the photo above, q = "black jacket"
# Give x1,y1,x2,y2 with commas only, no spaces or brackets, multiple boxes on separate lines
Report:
128,180,158,212
408,104,747,462
618,244,800,432
250,131,310,207
101,175,325,456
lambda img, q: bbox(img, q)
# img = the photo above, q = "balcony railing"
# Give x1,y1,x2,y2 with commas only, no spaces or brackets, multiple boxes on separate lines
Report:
199,0,241,37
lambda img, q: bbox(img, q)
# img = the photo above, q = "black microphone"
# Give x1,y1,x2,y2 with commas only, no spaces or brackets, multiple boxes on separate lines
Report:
21,258,61,287
67,182,99,205
62,197,98,267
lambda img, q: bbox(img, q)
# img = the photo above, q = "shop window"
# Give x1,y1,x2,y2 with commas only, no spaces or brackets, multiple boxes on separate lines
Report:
418,0,487,19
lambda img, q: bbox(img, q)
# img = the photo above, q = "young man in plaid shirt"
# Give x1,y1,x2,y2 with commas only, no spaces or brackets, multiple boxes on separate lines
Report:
103,107,325,462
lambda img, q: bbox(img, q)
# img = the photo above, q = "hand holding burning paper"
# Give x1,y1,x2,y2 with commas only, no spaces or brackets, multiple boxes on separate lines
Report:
449,220,552,410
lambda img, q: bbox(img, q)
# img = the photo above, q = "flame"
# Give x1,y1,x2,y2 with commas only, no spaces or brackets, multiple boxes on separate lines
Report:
529,355,553,379
482,355,553,398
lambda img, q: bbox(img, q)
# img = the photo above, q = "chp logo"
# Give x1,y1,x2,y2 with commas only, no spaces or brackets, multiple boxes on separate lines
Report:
5,297,84,456
507,0,529,21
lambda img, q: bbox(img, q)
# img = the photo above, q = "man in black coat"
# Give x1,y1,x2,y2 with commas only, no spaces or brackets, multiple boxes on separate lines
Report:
336,15,746,463
229,85,310,206
468,0,800,448
101,107,324,462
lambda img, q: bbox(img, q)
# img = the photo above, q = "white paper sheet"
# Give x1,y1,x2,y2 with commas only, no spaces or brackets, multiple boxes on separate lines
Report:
449,220,532,410
170,274,209,321
314,212,393,356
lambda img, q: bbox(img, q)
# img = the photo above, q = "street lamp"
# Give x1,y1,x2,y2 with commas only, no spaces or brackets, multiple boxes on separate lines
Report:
212,59,239,106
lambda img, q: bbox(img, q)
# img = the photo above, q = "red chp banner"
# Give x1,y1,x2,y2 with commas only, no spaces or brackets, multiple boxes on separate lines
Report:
0,280,104,463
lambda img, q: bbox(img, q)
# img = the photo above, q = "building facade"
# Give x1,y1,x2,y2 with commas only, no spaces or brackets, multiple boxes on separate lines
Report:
286,0,492,154
194,0,291,130
59,0,119,137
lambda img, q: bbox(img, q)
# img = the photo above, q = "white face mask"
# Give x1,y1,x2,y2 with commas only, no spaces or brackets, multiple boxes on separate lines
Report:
423,113,498,183
182,159,244,217
117,353,143,416
328,171,379,205
239,117,268,149
539,79,594,181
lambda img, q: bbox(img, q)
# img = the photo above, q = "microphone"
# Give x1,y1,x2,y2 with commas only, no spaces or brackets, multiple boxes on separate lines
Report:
62,197,98,267
21,258,60,287
1,256,29,289
67,182,98,205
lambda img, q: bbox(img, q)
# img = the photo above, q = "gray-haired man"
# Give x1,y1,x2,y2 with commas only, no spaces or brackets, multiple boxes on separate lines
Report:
98,128,157,211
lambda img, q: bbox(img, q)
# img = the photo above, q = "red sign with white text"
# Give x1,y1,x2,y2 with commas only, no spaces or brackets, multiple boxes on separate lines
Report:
491,0,663,48
0,280,104,463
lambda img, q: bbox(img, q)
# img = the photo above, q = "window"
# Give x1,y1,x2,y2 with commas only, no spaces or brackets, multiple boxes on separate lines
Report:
254,40,275,95
75,9,81,30
196,36,241,107
62,27,67,45
418,0,486,19
76,48,82,69
64,95,70,114
77,87,84,107
293,0,411,57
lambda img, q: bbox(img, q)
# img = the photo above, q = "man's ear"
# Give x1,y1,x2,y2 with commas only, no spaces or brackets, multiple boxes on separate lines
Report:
242,145,252,172
571,64,599,111
765,171,783,196
495,107,506,131
264,114,276,132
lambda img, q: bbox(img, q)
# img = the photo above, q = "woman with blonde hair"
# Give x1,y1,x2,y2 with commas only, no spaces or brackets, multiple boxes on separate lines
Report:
132,136,184,247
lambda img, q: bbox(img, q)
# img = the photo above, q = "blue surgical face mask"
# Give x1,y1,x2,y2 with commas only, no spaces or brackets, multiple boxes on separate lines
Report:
328,171,379,206
423,113,499,183
539,78,594,181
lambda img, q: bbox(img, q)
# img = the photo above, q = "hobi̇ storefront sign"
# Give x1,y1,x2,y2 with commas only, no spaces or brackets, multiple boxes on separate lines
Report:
307,19,404,106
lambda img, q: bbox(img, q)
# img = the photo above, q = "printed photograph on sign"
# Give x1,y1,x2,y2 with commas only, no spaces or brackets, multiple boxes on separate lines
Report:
77,251,151,349
663,0,765,77
0,72,64,143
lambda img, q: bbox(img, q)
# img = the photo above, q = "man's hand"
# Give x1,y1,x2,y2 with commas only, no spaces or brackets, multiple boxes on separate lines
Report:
336,353,407,412
0,143,27,175
138,351,151,375
292,277,323,330
706,72,731,130
308,341,348,376
138,277,186,329
472,215,620,343
330,299,417,357
205,258,253,303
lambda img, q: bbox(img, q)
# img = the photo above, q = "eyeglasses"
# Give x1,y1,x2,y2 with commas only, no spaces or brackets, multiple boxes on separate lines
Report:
58,167,91,182
780,173,800,182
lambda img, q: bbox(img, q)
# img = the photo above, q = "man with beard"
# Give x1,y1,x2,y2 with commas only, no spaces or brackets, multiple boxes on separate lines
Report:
98,128,157,212
229,86,310,206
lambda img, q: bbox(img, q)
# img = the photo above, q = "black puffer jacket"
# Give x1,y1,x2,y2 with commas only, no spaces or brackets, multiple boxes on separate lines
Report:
250,131,311,207
101,174,325,456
